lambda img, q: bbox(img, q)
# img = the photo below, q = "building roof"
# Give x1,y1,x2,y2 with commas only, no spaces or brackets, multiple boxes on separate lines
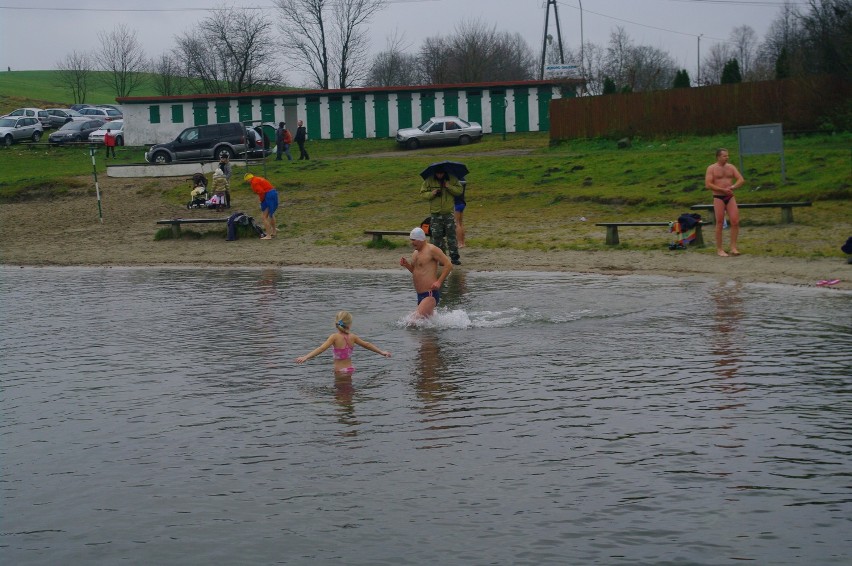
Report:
117,78,584,104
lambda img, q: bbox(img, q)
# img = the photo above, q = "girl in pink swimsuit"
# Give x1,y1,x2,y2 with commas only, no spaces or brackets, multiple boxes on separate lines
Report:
295,311,392,374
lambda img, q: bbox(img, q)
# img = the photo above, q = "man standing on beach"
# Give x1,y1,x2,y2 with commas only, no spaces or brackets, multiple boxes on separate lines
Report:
705,148,745,257
399,227,453,317
421,168,463,265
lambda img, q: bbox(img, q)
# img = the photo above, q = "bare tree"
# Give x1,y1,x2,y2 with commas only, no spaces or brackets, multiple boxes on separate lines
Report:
702,42,735,84
333,0,386,88
274,0,386,89
623,45,677,91
416,20,535,84
56,50,93,104
729,25,759,79
366,32,420,86
758,2,807,77
798,0,852,76
150,53,187,96
174,7,282,93
418,36,453,85
95,24,148,98
603,27,633,88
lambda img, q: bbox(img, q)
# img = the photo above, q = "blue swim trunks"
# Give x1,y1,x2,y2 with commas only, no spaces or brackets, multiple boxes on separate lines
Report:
261,189,279,215
417,290,440,305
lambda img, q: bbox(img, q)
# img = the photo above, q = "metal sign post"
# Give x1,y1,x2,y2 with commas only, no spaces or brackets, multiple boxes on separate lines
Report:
89,145,103,223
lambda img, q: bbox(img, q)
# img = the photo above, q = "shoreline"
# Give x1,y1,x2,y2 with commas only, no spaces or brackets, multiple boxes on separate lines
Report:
0,181,848,290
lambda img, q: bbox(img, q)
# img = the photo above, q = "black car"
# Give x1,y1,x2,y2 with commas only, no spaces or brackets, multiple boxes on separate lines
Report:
145,122,249,164
48,119,105,145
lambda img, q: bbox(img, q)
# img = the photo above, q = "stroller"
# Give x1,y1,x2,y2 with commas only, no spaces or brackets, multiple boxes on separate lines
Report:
186,173,210,209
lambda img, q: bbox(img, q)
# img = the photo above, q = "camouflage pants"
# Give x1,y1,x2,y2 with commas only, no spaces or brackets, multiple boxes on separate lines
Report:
429,213,459,261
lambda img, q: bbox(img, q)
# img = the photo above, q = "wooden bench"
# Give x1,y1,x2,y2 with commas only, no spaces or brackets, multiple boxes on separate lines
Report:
595,222,706,247
691,202,811,224
156,217,229,237
364,230,411,243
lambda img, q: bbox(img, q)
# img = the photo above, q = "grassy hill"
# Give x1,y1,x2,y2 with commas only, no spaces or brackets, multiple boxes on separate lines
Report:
0,70,165,112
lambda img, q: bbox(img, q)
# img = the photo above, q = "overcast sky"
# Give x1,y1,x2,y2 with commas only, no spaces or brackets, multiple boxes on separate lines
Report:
0,0,796,86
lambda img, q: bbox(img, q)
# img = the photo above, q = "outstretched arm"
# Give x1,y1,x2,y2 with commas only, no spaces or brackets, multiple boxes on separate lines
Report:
295,335,335,363
354,336,391,358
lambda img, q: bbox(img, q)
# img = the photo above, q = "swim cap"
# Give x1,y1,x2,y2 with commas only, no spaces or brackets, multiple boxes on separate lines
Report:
243,173,254,182
409,227,426,241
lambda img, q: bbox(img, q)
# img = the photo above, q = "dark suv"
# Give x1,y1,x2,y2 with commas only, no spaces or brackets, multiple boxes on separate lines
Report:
145,122,248,164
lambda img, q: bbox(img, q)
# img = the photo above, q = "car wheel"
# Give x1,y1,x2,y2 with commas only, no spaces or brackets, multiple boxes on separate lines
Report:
32,131,42,142
216,147,235,161
458,135,471,146
3,135,12,147
406,138,420,150
153,151,171,164
116,136,124,146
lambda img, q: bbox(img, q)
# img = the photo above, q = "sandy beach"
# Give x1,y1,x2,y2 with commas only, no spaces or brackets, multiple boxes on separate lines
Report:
1,177,848,289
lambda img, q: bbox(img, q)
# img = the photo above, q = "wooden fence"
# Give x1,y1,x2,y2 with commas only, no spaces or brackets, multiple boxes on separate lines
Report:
550,75,851,140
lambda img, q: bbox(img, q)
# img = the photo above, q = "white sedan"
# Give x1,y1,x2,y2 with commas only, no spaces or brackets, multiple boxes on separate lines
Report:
88,120,124,145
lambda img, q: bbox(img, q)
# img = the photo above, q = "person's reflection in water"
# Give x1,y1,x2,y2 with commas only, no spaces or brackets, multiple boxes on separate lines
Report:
257,269,283,370
711,281,747,404
440,268,469,310
334,370,359,435
414,332,455,414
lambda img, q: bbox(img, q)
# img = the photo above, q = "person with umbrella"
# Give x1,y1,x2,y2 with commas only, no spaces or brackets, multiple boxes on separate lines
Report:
420,161,466,265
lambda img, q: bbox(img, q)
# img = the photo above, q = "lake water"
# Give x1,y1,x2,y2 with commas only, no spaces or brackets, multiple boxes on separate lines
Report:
1,266,850,565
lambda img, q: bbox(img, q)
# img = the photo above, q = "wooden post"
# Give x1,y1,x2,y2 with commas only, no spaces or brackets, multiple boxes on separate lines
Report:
605,225,619,245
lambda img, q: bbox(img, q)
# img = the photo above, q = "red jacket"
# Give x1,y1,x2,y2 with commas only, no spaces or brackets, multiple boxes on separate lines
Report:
104,132,116,147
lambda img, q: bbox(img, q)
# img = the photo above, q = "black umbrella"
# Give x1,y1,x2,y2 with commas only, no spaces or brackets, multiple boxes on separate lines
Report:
420,161,469,181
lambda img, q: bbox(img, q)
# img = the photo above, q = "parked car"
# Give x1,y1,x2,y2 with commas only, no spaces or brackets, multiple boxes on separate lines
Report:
48,119,105,145
4,107,44,119
95,104,122,113
4,107,49,128
69,104,93,112
395,116,483,150
145,122,249,164
43,108,84,129
0,116,44,145
88,120,124,145
78,107,122,121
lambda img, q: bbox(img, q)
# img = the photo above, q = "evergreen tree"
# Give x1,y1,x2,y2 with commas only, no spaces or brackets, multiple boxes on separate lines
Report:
775,46,790,80
721,59,742,84
672,69,691,88
602,76,616,94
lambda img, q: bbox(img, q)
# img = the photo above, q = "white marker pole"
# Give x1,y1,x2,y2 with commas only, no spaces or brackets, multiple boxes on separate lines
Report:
90,145,103,223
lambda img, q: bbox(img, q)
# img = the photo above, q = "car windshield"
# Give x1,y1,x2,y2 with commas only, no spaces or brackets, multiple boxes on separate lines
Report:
417,121,434,132
0,118,16,127
107,121,123,129
59,122,84,131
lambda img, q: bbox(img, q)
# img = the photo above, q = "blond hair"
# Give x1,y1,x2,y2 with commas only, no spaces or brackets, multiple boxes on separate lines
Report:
335,311,353,332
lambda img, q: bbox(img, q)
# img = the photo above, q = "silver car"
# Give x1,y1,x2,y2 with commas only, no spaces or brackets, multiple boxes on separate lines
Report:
43,108,84,129
0,116,44,146
396,116,483,150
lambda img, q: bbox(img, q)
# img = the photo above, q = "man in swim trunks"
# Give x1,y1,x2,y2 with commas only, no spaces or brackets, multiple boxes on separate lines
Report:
399,227,453,317
244,173,278,239
705,148,745,257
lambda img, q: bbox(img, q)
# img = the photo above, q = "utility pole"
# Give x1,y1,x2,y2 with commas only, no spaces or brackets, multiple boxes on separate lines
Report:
540,0,565,80
697,34,703,86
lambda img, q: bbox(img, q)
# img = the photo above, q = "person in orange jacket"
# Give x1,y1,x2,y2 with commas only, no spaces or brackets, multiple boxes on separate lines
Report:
244,173,278,239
